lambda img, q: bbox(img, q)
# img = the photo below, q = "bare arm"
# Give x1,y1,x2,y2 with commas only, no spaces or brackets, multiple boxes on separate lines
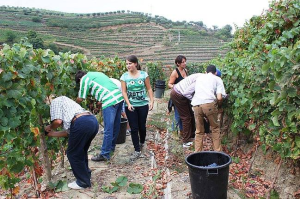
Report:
216,93,223,107
45,119,68,137
121,80,134,111
76,97,83,103
145,76,154,111
168,70,178,89
47,130,68,137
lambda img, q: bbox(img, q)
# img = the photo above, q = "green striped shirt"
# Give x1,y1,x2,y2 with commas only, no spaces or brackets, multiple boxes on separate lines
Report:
78,72,123,109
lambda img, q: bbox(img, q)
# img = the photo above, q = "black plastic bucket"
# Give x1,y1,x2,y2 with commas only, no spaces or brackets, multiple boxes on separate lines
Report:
155,80,166,89
116,118,127,144
155,80,166,86
185,151,232,199
154,88,165,98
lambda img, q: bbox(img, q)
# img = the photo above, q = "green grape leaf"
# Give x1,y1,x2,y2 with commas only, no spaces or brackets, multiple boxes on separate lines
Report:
116,176,128,187
295,136,300,148
9,162,24,173
0,117,8,127
7,89,22,99
271,116,280,127
127,183,143,194
55,180,68,192
287,87,297,97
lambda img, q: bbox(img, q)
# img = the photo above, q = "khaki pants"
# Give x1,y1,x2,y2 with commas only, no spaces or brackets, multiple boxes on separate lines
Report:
193,102,221,152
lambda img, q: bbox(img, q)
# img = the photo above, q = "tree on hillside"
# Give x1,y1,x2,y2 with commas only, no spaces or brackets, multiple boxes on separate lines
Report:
27,30,44,49
214,24,233,40
213,25,219,30
195,21,203,27
5,30,17,44
32,17,42,23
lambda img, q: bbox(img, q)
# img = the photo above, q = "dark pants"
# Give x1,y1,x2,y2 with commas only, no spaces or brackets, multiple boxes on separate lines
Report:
170,89,196,143
68,115,99,188
125,105,149,152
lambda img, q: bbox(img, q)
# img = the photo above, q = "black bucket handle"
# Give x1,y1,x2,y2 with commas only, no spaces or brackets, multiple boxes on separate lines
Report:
206,169,218,176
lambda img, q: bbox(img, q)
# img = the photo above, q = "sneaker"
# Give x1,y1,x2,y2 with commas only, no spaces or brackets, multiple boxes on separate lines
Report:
183,141,193,148
91,154,109,162
68,181,84,190
126,130,131,136
130,151,142,161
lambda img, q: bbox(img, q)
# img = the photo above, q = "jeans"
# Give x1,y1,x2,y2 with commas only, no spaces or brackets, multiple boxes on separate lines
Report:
125,105,149,152
68,115,99,188
173,106,183,131
101,101,123,159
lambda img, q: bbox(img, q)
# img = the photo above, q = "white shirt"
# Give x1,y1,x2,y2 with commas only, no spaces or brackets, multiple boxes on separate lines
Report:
191,73,226,106
174,73,202,100
50,96,87,130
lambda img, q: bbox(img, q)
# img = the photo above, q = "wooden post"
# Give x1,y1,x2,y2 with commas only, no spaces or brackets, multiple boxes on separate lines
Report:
38,114,52,184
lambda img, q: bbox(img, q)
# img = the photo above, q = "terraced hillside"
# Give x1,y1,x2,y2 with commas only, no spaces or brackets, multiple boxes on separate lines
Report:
0,6,228,67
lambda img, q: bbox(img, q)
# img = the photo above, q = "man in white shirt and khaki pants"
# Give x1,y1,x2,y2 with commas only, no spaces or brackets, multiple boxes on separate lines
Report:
191,65,227,152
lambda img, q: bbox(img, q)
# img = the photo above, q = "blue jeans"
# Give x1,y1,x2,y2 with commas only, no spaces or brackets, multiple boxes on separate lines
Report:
173,106,183,131
68,115,99,188
100,101,123,159
125,105,149,152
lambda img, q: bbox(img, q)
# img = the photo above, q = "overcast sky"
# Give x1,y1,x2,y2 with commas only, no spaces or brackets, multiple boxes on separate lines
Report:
1,0,272,30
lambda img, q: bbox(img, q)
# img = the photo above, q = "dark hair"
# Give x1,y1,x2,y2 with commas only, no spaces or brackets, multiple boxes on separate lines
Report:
206,65,217,74
126,55,141,70
75,70,87,83
175,55,186,67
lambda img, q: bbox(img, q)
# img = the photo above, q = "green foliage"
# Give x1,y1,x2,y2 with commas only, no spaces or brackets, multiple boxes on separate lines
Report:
0,7,224,66
102,176,129,194
215,24,233,40
180,29,200,36
101,176,143,194
0,39,127,194
146,62,166,87
49,180,68,192
270,189,280,199
232,156,240,163
27,30,44,49
186,62,205,74
127,183,143,194
5,30,17,43
32,17,42,23
213,0,300,160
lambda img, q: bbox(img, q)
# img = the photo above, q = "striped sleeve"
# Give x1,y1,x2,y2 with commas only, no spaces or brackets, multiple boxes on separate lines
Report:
78,75,90,99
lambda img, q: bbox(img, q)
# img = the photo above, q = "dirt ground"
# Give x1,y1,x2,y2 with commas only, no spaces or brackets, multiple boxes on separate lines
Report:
3,90,299,199
46,94,242,199
49,96,195,199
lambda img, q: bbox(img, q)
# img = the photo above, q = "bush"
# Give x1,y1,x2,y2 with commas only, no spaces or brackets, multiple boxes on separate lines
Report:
146,62,166,87
5,30,17,43
32,17,42,23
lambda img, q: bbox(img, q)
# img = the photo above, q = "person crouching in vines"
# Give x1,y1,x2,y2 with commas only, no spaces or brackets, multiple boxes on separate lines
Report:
44,96,98,189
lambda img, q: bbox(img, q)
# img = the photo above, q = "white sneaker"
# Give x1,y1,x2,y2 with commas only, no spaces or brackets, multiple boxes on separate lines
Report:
130,151,144,161
183,142,193,148
68,181,84,190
